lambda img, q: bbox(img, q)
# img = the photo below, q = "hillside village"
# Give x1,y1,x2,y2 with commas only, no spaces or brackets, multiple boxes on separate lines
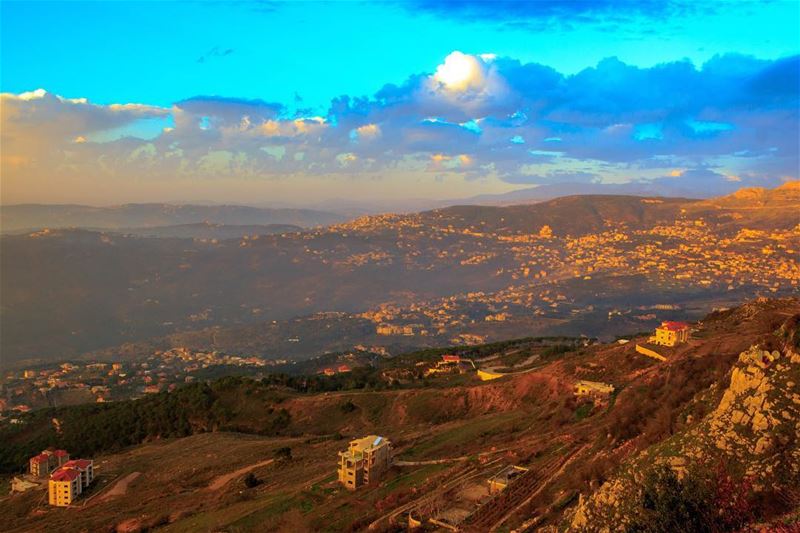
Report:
0,348,281,417
1,297,798,532
3,185,799,368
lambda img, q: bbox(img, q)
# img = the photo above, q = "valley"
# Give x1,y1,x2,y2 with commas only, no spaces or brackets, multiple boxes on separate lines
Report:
2,184,799,368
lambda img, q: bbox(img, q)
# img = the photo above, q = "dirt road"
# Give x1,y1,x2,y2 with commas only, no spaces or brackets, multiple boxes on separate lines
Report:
205,459,274,491
100,472,141,501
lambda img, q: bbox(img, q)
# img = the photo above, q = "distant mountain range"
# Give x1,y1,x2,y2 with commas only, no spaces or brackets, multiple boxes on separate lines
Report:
0,203,345,233
451,179,796,207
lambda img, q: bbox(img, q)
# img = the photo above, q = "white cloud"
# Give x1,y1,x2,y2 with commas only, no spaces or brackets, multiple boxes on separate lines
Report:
433,51,487,92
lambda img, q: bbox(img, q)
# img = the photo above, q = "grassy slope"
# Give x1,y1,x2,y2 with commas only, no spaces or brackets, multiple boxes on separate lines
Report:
1,298,797,532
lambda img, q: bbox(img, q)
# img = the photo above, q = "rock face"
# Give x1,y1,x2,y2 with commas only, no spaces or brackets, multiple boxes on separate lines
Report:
569,328,800,532
711,347,798,459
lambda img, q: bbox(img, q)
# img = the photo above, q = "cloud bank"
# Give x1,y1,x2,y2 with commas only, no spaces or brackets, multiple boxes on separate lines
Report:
2,52,797,203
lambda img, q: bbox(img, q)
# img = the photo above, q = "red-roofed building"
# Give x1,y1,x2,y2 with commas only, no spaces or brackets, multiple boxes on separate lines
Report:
442,355,461,363
50,468,80,482
49,467,82,506
62,459,94,488
29,454,51,478
53,449,70,467
651,321,691,347
337,365,351,373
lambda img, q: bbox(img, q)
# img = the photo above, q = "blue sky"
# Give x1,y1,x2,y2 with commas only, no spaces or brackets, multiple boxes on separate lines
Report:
1,0,798,205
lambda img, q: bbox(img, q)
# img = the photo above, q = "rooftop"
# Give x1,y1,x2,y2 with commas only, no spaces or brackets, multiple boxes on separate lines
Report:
659,321,690,331
348,435,387,453
50,468,80,482
63,459,92,469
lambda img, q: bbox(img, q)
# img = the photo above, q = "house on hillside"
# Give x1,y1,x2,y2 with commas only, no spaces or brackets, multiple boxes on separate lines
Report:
337,435,392,490
649,321,691,347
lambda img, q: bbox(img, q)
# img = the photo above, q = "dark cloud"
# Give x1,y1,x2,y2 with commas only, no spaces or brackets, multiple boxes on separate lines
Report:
175,95,283,124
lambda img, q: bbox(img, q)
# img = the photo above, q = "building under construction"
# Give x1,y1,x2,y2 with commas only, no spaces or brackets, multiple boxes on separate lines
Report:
337,435,392,490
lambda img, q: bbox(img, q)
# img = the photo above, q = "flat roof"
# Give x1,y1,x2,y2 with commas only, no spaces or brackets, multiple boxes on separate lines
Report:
348,435,388,452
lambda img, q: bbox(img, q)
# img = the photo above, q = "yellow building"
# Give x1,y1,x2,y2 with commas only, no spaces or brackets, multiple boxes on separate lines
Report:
574,380,615,397
337,435,392,490
649,321,690,347
48,467,82,507
47,459,94,507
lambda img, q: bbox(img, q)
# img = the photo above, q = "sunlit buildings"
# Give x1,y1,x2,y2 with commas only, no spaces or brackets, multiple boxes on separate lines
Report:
47,459,94,507
650,321,691,347
337,435,392,490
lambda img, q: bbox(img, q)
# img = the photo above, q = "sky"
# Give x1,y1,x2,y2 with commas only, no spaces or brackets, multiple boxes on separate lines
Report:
1,0,798,207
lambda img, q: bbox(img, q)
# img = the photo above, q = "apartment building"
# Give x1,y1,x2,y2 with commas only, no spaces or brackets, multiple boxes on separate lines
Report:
337,435,392,490
48,467,82,507
29,449,69,478
46,458,94,507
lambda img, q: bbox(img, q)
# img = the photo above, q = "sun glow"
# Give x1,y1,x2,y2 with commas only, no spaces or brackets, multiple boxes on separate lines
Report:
434,51,480,90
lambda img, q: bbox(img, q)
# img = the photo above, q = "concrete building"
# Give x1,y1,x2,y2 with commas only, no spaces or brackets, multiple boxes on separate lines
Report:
29,449,70,477
650,321,690,347
62,459,94,489
48,467,82,507
29,454,51,478
47,459,93,506
338,435,392,490
53,449,70,468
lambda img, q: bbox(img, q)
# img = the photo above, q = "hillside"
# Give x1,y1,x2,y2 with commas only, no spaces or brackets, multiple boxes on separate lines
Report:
1,183,798,366
0,203,344,233
113,222,304,240
1,298,798,532
425,194,690,236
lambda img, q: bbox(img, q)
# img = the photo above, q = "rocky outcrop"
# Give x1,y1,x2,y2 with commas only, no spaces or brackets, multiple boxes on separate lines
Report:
710,347,799,460
569,330,800,532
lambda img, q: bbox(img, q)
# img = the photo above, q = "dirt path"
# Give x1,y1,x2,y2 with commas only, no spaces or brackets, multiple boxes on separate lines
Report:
100,472,141,501
394,456,469,466
205,459,274,491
